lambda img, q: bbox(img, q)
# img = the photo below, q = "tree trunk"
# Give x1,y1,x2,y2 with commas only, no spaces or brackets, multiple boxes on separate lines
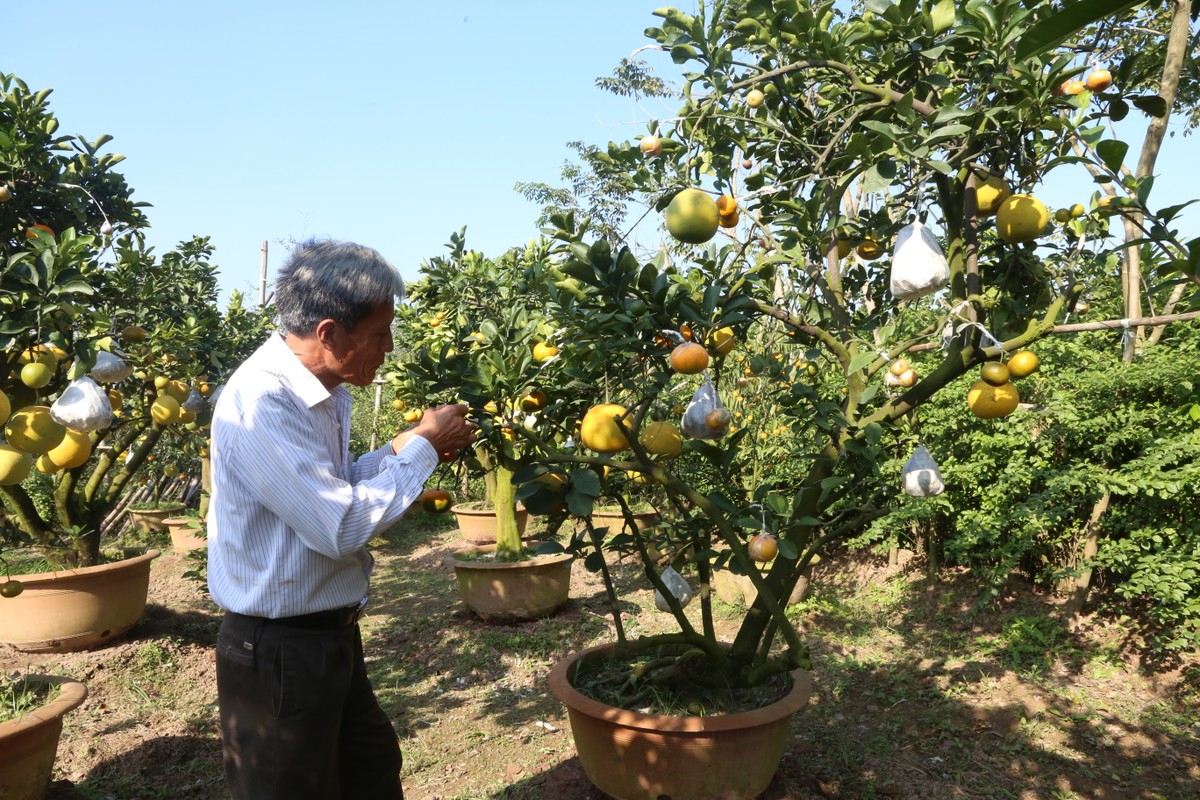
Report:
1065,493,1111,619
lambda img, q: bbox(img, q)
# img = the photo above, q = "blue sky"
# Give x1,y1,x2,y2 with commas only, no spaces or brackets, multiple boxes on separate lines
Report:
8,1,1195,306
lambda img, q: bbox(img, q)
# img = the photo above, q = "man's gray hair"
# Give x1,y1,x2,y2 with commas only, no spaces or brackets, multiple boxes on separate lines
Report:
274,238,405,335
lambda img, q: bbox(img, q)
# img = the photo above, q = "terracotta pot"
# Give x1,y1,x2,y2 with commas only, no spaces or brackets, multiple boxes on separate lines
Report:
450,503,529,545
712,565,811,607
549,642,812,800
162,517,206,553
585,508,658,534
448,551,572,622
125,505,185,533
0,549,160,653
0,675,88,800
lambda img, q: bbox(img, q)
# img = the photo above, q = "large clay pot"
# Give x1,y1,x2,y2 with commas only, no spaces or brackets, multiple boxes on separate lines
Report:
125,505,185,533
162,517,206,554
451,503,529,545
0,675,88,800
448,551,572,622
712,564,811,608
586,508,658,534
0,549,160,653
549,642,812,800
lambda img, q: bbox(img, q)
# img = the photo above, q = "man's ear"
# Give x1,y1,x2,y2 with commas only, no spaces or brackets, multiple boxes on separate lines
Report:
314,318,341,353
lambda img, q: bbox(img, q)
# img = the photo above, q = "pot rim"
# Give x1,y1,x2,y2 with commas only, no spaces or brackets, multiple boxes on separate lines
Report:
4,548,161,587
548,641,811,734
0,675,88,735
449,502,528,515
448,551,574,571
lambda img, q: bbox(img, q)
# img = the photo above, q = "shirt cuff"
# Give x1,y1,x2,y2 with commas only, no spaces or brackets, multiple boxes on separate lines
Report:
395,434,439,472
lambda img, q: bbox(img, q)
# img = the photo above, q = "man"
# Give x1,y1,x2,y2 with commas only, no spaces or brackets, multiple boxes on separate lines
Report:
207,238,475,799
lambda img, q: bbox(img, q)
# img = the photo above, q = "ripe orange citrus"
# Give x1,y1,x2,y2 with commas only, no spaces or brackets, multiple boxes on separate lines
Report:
966,380,1020,419
5,405,66,454
669,342,710,374
995,194,1050,244
1061,79,1086,96
640,420,682,458
403,409,422,423
746,89,765,108
640,135,662,156
580,403,630,453
0,443,34,485
1007,350,1039,379
980,362,1011,386
519,390,548,413
889,358,910,377
664,188,720,245
856,239,884,260
718,210,739,228
716,194,737,216
121,325,148,342
418,488,453,513
748,534,779,562
897,369,917,388
1085,69,1112,91
164,379,191,402
705,408,731,430
974,174,1011,217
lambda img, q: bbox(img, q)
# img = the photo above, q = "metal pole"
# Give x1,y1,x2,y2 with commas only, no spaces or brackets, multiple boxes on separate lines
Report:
260,241,268,306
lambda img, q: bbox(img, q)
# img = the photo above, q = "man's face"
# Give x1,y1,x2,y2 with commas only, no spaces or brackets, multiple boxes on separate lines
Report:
334,302,395,387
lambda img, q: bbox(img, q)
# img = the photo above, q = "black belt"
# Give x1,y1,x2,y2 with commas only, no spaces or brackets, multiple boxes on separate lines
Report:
230,599,367,630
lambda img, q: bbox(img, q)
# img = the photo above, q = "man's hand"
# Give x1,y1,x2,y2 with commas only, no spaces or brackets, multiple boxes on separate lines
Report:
392,404,478,456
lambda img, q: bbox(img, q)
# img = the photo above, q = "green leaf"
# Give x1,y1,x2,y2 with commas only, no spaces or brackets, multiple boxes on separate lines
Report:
1095,139,1128,175
847,350,876,375
571,467,602,496
1014,0,1148,62
1108,98,1129,122
931,0,956,33
1131,94,1168,118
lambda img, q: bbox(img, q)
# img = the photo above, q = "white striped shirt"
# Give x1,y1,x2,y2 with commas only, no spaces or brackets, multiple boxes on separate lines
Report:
206,333,437,618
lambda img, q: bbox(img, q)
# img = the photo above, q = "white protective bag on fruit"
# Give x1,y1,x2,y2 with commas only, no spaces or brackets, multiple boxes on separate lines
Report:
89,350,134,383
50,377,114,432
679,379,728,440
890,220,950,301
653,565,694,611
901,444,945,497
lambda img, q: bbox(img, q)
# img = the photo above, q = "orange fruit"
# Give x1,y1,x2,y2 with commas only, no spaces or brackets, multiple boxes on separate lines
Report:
580,403,630,453
45,428,92,469
1007,350,1039,379
897,369,917,388
403,409,422,423
418,488,453,513
679,322,695,341
121,325,148,342
718,210,739,228
519,390,548,412
746,89,765,108
150,395,182,425
856,239,884,260
889,358,910,377
705,408,731,430
669,342,710,374
716,195,737,216
640,135,662,157
1085,69,1112,92
640,420,682,458
748,534,779,562
664,188,720,245
980,362,1011,386
966,380,1020,419
26,224,54,239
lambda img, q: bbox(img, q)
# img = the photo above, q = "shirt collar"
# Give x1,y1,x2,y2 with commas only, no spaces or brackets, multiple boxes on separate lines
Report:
263,332,346,410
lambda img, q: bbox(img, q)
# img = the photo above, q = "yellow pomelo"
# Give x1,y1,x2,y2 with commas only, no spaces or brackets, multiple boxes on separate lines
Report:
178,407,197,424
580,403,630,453
164,379,190,402
17,345,56,368
0,392,10,426
1007,350,1039,379
640,420,683,458
995,194,1050,244
45,428,93,469
706,326,736,357
150,394,182,425
36,453,62,474
664,188,720,245
967,380,1020,419
20,361,53,388
974,175,1011,217
4,405,67,454
0,444,34,485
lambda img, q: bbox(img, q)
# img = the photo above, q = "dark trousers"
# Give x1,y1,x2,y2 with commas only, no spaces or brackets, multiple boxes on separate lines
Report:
216,611,404,800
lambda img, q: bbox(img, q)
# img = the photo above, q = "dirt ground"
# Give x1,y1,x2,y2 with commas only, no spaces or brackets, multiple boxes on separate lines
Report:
3,516,1198,800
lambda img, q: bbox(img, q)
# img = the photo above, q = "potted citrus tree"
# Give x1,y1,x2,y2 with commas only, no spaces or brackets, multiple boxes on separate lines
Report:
485,2,1190,797
387,231,575,621
0,72,273,651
